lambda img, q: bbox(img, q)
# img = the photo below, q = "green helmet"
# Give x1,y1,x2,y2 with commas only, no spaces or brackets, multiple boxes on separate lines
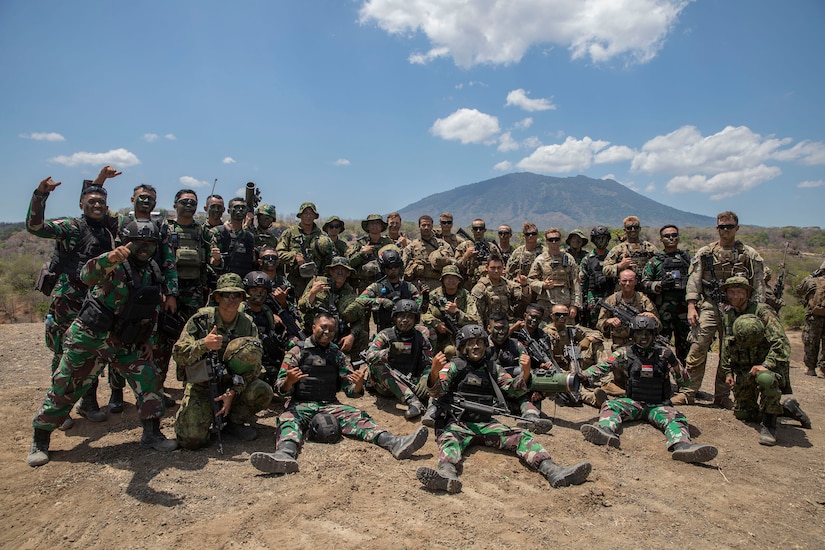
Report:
732,314,765,348
257,203,277,218
223,337,263,375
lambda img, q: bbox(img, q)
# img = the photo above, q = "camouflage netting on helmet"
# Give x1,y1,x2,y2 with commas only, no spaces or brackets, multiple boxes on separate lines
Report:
223,337,263,375
732,314,765,348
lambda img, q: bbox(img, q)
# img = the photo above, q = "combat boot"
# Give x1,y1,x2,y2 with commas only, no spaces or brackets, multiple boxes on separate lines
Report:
712,395,735,410
139,419,179,452
421,404,439,428
108,388,124,414
538,459,592,488
224,420,258,441
417,463,462,494
404,397,424,420
782,398,812,429
26,428,52,467
375,426,428,459
670,441,718,463
250,441,300,474
580,424,620,448
516,413,554,435
58,416,75,431
759,414,778,446
804,368,817,376
668,392,695,406
77,378,107,422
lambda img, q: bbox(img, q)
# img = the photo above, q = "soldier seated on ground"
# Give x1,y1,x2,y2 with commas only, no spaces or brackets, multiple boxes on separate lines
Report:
365,299,433,419
579,316,718,464
415,325,591,494
249,312,429,474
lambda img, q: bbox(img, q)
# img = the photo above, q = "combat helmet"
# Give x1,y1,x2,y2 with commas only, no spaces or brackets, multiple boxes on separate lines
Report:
223,337,263,375
392,299,420,322
378,247,403,270
630,315,659,334
243,270,273,292
455,324,488,350
120,219,160,243
732,314,765,347
308,412,342,443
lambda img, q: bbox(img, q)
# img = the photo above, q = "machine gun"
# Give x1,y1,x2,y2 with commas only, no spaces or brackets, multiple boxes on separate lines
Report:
245,182,261,214
595,298,672,348
430,295,460,335
512,328,560,372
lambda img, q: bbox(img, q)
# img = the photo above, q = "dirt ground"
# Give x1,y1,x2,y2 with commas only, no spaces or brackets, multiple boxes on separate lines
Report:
1,323,823,549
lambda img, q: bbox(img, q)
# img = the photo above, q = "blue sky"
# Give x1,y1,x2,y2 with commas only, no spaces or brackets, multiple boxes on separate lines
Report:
1,0,823,227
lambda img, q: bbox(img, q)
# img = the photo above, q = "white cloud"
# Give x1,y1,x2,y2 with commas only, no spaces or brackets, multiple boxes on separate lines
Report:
523,136,542,149
514,117,534,130
50,148,140,167
665,165,781,200
498,132,519,152
595,145,637,164
334,158,352,166
505,89,556,112
516,136,609,172
493,161,513,171
179,176,210,188
223,157,236,164
798,180,825,189
164,134,176,141
773,140,825,165
430,108,500,144
359,0,690,67
20,132,65,142
455,80,488,90
644,183,656,193
143,133,159,142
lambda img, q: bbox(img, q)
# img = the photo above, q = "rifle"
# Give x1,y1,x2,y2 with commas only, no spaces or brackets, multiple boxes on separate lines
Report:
512,328,563,373
245,182,261,215
456,227,491,262
207,348,227,454
450,395,535,423
595,298,672,348
272,300,307,341
430,295,460,335
774,242,789,301
324,286,352,339
559,326,584,406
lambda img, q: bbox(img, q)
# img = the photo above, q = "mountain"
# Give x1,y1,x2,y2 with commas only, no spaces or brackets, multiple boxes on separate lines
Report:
397,172,716,231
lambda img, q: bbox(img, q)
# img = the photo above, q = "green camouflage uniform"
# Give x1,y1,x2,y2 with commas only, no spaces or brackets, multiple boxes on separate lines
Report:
32,253,166,431
297,276,368,360
641,250,691,362
365,325,433,404
172,307,273,449
421,286,480,355
276,224,334,296
796,271,825,373
720,303,791,421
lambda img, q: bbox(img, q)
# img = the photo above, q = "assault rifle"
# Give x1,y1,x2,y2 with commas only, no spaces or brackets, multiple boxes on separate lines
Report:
245,182,261,214
699,254,724,305
207,349,227,455
430,295,460,335
595,299,672,348
451,395,534,423
512,328,563,374
559,326,584,406
456,227,491,262
774,242,790,301
273,301,306,342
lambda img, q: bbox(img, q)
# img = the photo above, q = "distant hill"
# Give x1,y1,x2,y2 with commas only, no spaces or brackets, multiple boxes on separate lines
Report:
398,172,716,230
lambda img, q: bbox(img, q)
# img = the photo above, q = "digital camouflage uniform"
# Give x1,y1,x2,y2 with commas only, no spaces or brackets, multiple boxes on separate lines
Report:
298,275,368,361
720,303,791,421
32,252,166,431
596,291,660,350
683,241,764,399
421,285,480,356
527,250,582,316
641,250,691,362
471,274,531,327
580,249,615,329
602,240,659,281
454,238,502,290
796,269,825,375
172,306,273,449
276,223,334,297
365,324,433,404
402,234,453,291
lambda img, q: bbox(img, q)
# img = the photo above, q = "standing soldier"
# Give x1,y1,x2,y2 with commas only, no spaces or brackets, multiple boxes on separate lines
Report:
203,195,225,229
602,216,658,281
565,229,589,265
403,215,453,292
212,197,256,279
641,225,691,364
497,224,515,267
681,211,764,407
527,227,582,321
422,265,480,359
387,212,409,249
322,216,349,258
348,214,395,291
796,262,825,377
454,218,502,290
581,225,615,329
507,222,542,279
435,212,464,252
250,203,282,250
471,255,531,327
719,277,811,445
27,220,179,467
277,202,334,297
28,166,122,427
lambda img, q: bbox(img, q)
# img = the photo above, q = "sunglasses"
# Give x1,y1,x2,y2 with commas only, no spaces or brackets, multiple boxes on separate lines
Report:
472,226,486,231
498,231,511,236
717,224,737,230
661,233,679,239
625,225,641,231
440,220,453,225
260,254,278,264
177,198,197,207
523,231,538,237
219,292,244,300
547,237,561,242
552,312,569,319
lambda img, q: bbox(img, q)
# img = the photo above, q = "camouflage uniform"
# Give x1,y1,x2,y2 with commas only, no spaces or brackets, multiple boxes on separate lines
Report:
454,238,502,290
435,230,464,253
596,291,660,350
471,275,531,327
506,245,542,280
356,278,421,333
720,304,791,420
796,269,825,374
489,338,541,417
365,324,433,404
172,306,273,449
298,275,368,361
402,234,453,291
251,203,282,250
347,235,395,291
32,252,166,431
641,250,691,362
543,323,605,371
212,224,256,279
276,223,334,297
527,251,582,315
602,240,659,281
683,241,764,399
580,249,616,329
421,285,480,356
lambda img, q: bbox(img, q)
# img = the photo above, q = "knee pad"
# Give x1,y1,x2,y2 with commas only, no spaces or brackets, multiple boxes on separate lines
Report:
755,370,778,390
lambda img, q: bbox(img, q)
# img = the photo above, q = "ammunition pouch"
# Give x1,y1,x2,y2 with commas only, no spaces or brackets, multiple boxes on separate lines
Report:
184,359,211,384
35,261,59,296
77,298,115,333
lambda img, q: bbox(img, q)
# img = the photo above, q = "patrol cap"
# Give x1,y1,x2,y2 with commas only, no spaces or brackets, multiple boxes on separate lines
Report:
720,276,754,293
327,256,355,273
323,216,344,232
361,213,388,232
297,202,319,218
212,273,248,297
566,229,589,247
440,264,464,281
256,203,277,218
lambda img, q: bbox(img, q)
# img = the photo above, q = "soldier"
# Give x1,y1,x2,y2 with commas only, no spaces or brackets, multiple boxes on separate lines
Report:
527,227,582,321
796,263,825,377
497,224,515,267
365,300,433,419
348,214,395,291
762,267,786,314
641,225,691,364
387,212,408,249
565,229,589,265
435,212,464,252
402,215,453,292
28,166,123,427
212,197,256,279
719,277,811,445
203,194,225,229
598,269,660,351
682,211,764,407
248,312,429,474
471,255,531,327
422,265,480,358
277,201,334,297
415,325,591,493
299,257,368,362
580,225,615,329
356,247,421,333
322,216,349,258
242,271,289,386
172,273,274,448
507,222,542,279
257,247,297,317
27,219,179,467
454,219,502,290
250,203,282,250
602,216,658,281
579,316,718,464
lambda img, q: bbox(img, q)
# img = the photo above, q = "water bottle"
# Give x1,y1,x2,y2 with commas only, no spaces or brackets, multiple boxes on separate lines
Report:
45,314,54,329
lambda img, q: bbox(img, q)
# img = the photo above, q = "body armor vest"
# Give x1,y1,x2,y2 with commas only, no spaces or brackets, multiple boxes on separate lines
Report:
450,357,496,421
384,327,424,376
620,242,655,275
111,258,163,345
169,221,206,281
625,346,672,405
491,339,521,375
374,280,414,330
705,242,754,284
585,252,613,293
658,251,690,291
292,342,340,402
55,218,116,283
216,225,255,277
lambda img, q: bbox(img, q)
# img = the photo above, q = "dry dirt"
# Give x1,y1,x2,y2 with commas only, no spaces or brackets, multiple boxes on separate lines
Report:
1,322,823,549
